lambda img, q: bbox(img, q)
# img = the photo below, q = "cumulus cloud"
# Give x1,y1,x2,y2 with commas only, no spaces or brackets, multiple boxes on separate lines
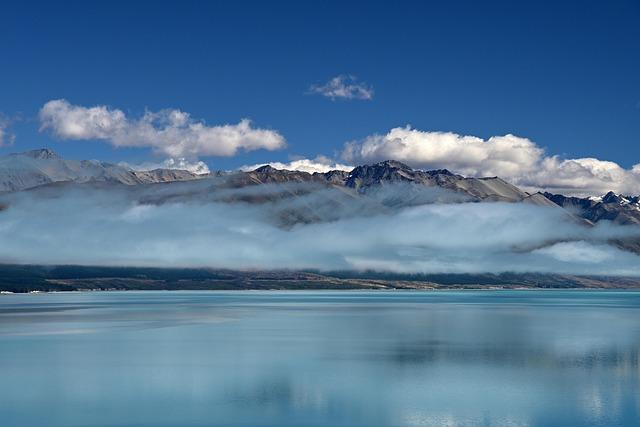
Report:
531,157,640,196
343,128,543,178
241,155,353,174
342,126,640,196
39,99,286,158
1,182,640,275
308,75,374,101
120,158,210,175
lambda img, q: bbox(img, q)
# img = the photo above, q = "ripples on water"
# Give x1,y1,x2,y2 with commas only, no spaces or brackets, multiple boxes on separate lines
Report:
1,291,639,427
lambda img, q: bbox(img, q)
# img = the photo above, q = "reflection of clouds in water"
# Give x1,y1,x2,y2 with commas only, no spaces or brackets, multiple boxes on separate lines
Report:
225,376,328,412
400,412,531,427
1,292,640,427
580,386,606,422
2,328,98,337
0,301,239,337
368,339,640,370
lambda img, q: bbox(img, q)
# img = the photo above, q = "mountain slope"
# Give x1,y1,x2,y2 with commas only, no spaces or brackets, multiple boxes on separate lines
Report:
544,191,640,225
0,148,201,192
231,160,550,204
1,149,638,225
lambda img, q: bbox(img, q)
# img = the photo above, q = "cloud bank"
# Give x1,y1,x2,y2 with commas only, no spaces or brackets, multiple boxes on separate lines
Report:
308,75,374,101
39,99,286,158
342,126,640,196
1,181,639,275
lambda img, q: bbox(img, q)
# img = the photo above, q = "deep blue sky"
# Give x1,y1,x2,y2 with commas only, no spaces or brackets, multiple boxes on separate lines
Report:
1,0,639,169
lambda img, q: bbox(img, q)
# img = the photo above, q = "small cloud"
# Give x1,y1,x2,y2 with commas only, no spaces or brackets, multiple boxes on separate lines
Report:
308,75,374,101
119,158,210,175
241,155,353,174
0,114,16,147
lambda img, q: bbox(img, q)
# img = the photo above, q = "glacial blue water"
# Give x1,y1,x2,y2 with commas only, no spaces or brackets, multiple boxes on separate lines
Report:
1,290,639,427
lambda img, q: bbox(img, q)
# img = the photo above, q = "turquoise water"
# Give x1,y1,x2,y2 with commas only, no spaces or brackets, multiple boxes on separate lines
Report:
1,291,639,427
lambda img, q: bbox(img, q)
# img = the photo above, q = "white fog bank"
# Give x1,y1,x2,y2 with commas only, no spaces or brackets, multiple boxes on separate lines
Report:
1,182,640,276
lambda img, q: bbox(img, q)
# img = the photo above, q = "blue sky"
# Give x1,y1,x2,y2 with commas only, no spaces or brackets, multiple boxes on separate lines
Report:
1,0,639,183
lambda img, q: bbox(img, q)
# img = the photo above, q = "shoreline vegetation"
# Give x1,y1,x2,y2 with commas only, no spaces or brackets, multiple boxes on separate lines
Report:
2,264,640,293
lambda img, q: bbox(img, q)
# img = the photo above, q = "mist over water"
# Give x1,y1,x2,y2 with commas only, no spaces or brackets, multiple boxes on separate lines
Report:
1,291,639,427
1,180,640,275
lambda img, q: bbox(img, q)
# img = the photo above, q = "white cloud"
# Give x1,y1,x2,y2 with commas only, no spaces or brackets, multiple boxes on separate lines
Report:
0,115,15,147
342,126,640,196
532,241,615,263
119,158,211,175
241,155,353,174
530,157,640,196
2,184,640,275
308,75,374,101
343,128,542,178
39,99,286,158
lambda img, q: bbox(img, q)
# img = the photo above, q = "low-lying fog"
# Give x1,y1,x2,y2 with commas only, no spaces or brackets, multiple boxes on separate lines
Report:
2,179,640,275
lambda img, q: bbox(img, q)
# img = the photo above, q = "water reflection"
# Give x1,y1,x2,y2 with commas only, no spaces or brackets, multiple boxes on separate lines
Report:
1,291,639,426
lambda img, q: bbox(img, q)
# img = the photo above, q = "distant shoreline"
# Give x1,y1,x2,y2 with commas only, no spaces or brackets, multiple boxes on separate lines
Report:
2,264,640,293
4,288,640,295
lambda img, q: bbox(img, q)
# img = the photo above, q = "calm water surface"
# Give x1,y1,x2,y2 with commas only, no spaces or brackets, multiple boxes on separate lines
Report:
1,290,639,427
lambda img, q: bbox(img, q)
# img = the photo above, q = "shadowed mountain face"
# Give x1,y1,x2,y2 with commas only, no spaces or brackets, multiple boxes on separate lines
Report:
544,191,640,225
229,160,556,206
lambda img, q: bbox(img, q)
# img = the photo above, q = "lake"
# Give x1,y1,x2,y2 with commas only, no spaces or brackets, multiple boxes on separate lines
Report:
1,290,639,427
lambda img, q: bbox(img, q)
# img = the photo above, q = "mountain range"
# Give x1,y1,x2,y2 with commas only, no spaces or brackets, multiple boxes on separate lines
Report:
0,148,200,192
3,148,640,291
3,148,639,226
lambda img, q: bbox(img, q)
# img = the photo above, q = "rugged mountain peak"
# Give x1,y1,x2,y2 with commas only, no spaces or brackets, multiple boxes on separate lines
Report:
543,190,640,225
19,148,61,160
0,149,203,192
348,160,415,176
132,169,200,183
349,161,457,178
543,192,596,210
345,160,419,190
372,160,413,171
424,168,456,177
602,191,624,204
231,163,316,186
320,169,350,185
253,165,278,173
250,164,313,179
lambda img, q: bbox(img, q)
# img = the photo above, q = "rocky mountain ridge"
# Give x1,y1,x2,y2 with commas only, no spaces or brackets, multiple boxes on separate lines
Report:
231,159,556,206
0,148,201,192
543,191,640,225
2,148,640,225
